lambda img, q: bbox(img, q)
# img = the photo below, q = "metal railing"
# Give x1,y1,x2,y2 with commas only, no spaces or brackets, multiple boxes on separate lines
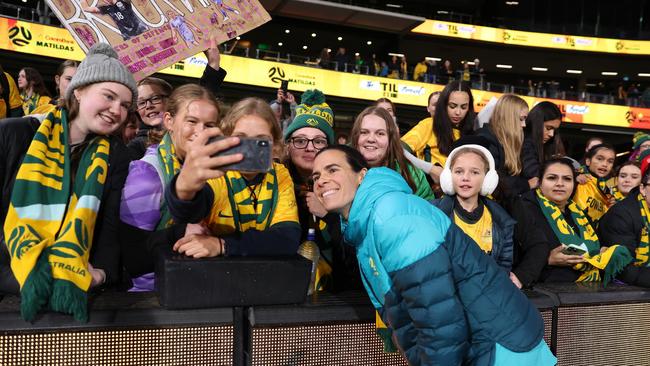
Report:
0,0,644,109
0,2,38,22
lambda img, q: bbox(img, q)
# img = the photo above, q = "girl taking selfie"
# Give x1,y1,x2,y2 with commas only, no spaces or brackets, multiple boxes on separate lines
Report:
165,98,300,257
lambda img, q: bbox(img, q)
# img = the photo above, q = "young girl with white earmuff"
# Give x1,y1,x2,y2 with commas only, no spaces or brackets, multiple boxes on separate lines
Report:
432,139,515,272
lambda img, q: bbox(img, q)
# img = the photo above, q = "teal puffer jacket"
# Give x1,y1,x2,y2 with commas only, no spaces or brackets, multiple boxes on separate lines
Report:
342,167,548,365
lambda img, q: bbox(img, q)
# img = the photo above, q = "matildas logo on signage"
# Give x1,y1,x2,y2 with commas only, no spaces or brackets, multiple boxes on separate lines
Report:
268,66,286,84
8,26,32,47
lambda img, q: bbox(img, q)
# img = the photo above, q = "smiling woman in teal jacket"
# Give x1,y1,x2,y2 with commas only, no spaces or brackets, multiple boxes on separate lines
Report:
311,145,556,366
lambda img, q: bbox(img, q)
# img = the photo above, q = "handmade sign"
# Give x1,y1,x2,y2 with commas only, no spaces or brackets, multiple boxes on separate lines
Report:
45,0,270,80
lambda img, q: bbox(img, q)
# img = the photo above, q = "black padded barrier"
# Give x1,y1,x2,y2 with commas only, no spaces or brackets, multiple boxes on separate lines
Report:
0,291,234,366
249,290,556,366
2,283,650,366
537,282,650,366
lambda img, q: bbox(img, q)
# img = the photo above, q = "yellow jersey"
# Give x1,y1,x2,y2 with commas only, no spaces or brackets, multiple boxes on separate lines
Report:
0,72,23,119
204,162,299,235
573,175,610,224
401,117,461,167
454,208,493,254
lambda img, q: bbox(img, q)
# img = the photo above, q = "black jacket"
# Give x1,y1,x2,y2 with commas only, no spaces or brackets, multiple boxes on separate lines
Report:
520,137,541,180
0,116,131,294
599,188,650,287
476,126,530,206
511,190,581,287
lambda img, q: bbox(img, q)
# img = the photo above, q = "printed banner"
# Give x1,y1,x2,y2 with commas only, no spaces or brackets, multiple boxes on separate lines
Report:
412,20,650,55
43,0,270,80
2,16,649,130
169,55,650,130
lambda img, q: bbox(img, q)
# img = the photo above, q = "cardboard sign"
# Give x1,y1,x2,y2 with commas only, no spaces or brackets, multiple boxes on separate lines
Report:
45,0,270,80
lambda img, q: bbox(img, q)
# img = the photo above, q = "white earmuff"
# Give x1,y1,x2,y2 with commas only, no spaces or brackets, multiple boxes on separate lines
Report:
440,144,499,196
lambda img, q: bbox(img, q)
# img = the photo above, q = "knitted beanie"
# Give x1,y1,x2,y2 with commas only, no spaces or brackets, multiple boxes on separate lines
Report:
65,43,138,109
633,133,650,150
284,89,335,144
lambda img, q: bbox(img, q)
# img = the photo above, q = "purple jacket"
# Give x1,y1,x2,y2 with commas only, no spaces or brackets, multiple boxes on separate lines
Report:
120,145,163,231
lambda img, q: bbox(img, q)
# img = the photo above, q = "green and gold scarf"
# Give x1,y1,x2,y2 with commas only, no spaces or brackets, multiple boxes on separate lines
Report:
610,186,626,203
4,108,109,321
223,169,279,232
579,165,611,197
20,92,42,115
155,133,181,230
635,193,650,266
536,189,631,285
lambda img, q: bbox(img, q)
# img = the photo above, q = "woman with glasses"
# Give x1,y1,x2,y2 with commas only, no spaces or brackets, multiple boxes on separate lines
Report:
128,42,228,159
282,90,362,292
119,84,225,291
128,77,173,158
351,106,434,200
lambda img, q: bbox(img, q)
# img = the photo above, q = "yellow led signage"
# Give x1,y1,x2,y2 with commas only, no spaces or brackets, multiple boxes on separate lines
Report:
412,20,650,55
2,17,650,129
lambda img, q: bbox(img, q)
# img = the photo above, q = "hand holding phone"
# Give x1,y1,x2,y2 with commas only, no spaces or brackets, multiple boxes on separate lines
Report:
207,136,272,173
175,128,242,200
549,245,586,266
561,244,587,256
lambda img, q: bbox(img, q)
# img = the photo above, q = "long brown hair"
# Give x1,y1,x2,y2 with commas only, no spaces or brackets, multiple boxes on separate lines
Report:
20,67,51,97
488,94,527,175
351,106,417,192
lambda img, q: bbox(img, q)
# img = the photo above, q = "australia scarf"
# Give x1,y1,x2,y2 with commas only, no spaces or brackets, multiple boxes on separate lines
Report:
579,165,611,198
610,186,626,203
155,133,181,230
21,92,45,115
536,189,631,285
4,108,109,321
223,169,279,232
635,193,650,266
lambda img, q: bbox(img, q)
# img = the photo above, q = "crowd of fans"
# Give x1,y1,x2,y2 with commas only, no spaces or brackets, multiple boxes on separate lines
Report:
288,46,650,107
4,40,650,364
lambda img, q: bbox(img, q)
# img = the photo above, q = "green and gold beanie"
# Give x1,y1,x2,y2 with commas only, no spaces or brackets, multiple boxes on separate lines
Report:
284,89,335,144
633,132,650,150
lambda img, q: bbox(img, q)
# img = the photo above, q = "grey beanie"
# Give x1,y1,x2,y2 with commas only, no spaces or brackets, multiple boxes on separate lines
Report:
65,42,138,109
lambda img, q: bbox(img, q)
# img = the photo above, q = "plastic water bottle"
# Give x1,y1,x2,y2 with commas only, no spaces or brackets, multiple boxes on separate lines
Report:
297,228,319,295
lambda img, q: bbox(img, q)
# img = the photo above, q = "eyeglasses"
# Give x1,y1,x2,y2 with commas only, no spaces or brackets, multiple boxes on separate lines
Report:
136,94,167,110
289,137,328,150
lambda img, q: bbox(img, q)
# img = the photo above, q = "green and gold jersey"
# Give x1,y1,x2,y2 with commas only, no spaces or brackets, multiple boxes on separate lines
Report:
204,162,299,235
